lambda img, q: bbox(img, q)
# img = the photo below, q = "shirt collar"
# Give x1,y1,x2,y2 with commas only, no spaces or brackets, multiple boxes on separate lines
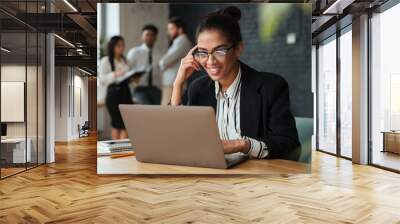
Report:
214,64,242,99
141,43,151,51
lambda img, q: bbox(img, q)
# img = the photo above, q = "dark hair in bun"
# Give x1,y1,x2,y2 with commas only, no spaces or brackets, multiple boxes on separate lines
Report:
220,6,241,21
196,6,242,47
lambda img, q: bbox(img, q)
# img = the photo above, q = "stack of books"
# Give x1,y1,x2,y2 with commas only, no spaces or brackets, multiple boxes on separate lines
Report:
97,139,134,156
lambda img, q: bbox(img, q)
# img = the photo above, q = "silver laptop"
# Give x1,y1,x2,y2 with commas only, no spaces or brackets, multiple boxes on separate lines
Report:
119,105,248,169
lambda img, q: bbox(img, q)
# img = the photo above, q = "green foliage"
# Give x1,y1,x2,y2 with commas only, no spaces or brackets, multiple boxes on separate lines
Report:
259,4,311,42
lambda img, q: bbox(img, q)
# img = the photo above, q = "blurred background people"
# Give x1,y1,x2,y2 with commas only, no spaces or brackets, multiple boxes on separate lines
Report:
159,17,192,105
127,24,161,104
99,36,133,139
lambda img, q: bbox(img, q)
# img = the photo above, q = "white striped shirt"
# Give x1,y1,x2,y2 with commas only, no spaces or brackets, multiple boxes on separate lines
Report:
215,65,269,159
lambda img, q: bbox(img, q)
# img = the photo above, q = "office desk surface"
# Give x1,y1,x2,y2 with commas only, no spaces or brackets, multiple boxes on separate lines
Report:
97,156,310,175
1,138,27,143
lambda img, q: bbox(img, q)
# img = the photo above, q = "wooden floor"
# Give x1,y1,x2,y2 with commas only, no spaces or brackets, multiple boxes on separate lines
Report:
1,135,400,223
372,151,400,171
1,167,26,178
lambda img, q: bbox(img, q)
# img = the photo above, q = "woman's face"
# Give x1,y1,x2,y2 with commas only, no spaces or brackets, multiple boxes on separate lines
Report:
196,29,242,81
114,40,125,57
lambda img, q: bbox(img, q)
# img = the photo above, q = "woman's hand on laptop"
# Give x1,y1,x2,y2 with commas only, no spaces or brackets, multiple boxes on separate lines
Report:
222,139,250,154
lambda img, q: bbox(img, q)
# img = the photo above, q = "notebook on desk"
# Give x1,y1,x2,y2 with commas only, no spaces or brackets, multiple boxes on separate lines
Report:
97,139,133,156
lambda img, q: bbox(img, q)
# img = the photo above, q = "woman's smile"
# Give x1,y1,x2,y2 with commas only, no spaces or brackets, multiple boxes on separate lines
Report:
206,66,223,77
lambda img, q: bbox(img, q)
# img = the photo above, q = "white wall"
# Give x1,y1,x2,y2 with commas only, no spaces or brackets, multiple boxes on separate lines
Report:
55,66,68,141
1,65,38,137
55,67,89,141
1,63,46,164
72,73,89,138
105,3,120,40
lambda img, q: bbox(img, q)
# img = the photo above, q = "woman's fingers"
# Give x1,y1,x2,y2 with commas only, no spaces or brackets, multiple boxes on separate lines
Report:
182,58,201,71
187,45,198,56
194,61,201,70
189,62,201,71
192,62,201,71
176,46,202,84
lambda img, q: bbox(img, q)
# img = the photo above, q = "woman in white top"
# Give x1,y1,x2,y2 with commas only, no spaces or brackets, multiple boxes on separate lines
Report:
99,36,133,140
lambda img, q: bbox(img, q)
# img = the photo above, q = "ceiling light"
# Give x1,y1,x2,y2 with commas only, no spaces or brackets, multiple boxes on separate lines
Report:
1,47,11,53
54,34,75,48
78,67,92,76
63,0,78,12
323,0,342,14
76,48,85,55
322,0,354,15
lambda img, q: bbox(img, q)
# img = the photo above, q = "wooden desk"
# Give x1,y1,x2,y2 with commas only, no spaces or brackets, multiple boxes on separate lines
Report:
382,131,400,154
1,138,32,164
97,156,310,175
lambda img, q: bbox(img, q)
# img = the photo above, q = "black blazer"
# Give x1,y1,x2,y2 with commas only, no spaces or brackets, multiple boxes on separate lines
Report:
185,62,301,160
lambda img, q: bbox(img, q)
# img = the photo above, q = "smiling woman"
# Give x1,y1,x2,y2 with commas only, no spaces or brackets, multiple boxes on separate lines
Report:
171,6,301,161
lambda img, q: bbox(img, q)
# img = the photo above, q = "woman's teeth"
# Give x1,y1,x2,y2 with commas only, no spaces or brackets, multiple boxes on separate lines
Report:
209,67,220,74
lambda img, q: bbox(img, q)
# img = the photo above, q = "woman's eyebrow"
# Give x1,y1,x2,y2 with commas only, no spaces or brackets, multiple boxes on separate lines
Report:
197,44,229,51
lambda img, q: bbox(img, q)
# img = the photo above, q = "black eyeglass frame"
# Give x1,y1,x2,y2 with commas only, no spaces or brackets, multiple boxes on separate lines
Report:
192,45,235,61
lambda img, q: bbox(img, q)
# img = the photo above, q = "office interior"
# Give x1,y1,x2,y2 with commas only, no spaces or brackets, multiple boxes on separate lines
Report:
0,0,400,223
313,0,400,172
0,0,97,179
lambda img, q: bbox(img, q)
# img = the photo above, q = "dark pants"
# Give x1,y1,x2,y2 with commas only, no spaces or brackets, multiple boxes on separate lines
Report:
105,83,133,129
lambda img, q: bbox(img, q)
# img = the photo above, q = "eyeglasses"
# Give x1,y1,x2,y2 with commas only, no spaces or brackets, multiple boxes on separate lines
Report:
193,45,234,63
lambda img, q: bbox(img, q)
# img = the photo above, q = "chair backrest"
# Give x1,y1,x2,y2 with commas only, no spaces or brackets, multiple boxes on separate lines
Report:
294,117,313,163
82,121,90,129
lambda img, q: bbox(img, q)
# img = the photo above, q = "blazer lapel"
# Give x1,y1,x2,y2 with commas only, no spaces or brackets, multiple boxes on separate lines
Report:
240,63,261,138
205,79,217,113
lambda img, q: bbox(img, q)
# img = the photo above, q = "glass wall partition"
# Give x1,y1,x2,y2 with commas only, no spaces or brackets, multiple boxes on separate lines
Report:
370,2,400,171
315,0,400,170
1,0,28,178
0,1,46,179
316,24,353,159
339,26,352,159
317,35,337,155
1,32,28,177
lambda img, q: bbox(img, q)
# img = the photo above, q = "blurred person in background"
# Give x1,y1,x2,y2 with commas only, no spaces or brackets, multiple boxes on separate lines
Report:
127,24,161,104
99,36,133,139
159,17,192,105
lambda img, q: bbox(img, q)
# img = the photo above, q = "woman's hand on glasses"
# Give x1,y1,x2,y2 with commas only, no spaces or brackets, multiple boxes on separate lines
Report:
171,45,201,106
174,45,201,87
